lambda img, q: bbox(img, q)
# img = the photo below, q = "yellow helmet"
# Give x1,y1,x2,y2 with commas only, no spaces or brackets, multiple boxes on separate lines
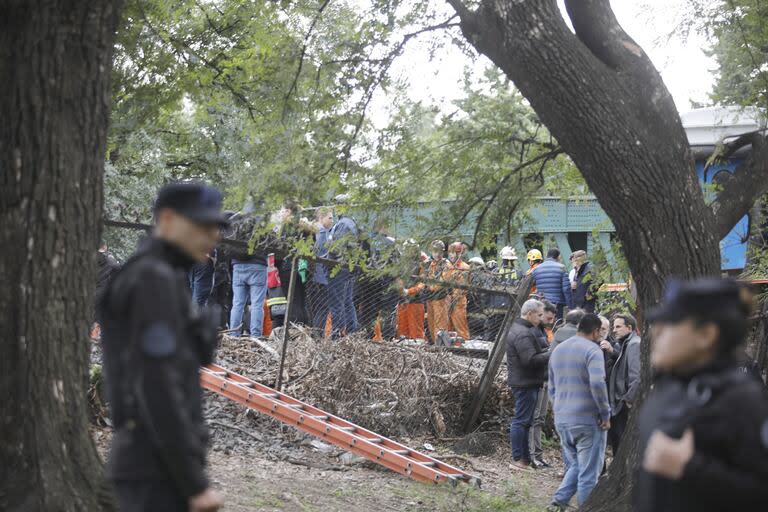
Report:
527,249,543,262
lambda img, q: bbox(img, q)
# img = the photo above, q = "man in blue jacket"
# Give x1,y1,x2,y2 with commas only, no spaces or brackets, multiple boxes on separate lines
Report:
531,249,572,319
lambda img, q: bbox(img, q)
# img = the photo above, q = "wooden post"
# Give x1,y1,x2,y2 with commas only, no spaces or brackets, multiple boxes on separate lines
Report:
275,257,298,390
462,275,533,433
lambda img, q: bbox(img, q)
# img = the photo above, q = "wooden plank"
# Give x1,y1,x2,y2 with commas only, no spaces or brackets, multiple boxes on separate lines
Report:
462,275,533,433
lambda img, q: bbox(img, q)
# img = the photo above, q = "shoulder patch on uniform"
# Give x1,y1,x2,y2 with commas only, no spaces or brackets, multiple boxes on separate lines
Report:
761,420,768,450
141,323,177,358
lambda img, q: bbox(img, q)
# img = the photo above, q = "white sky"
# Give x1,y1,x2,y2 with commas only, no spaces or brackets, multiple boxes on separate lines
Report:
371,0,714,127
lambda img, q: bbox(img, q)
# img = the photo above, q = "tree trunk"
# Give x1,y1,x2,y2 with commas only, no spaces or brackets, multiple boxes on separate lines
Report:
445,1,729,510
0,2,123,510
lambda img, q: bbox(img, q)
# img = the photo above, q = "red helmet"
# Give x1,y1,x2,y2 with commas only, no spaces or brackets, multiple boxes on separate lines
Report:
448,241,464,255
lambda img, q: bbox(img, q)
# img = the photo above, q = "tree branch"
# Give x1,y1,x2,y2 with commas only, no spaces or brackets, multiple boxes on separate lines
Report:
282,0,332,122
563,0,648,71
710,133,768,239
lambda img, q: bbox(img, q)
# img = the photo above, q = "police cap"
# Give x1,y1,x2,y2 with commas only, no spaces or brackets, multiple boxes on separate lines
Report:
649,277,751,325
154,182,229,227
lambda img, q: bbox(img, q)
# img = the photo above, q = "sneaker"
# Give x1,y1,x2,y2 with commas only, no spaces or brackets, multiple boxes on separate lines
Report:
546,502,567,512
534,457,551,468
509,459,533,471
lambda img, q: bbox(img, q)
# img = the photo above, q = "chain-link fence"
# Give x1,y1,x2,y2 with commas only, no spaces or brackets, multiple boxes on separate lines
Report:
219,249,518,349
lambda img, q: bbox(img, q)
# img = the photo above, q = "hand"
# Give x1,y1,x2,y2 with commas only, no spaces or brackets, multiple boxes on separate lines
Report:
642,428,694,480
189,488,223,512
570,282,577,290
599,419,611,431
599,340,614,354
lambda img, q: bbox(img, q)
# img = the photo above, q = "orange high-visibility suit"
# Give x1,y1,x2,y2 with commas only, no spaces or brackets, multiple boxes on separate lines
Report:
396,265,426,340
425,258,452,343
396,297,425,340
446,260,470,340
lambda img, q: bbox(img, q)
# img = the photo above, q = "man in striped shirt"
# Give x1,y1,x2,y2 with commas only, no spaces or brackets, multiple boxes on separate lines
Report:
547,314,611,511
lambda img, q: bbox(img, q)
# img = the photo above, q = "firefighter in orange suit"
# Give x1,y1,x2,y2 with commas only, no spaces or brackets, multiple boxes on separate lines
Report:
425,240,451,343
396,242,427,340
446,242,470,340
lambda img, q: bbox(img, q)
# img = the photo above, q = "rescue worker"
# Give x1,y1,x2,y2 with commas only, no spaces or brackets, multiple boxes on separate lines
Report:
636,277,768,511
446,241,470,340
499,246,518,282
100,182,226,512
484,247,517,340
425,240,451,343
526,249,543,295
396,241,427,340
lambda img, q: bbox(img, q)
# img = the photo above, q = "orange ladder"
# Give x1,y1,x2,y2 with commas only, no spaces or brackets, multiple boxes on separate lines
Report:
200,363,480,487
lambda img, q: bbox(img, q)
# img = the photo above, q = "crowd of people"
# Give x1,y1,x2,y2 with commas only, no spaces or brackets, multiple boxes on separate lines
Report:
176,204,606,348
95,183,768,512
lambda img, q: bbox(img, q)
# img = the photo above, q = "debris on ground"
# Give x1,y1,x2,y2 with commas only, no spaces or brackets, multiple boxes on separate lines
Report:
215,326,512,439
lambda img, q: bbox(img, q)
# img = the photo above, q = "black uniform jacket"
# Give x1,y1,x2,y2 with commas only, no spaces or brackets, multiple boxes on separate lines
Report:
635,361,768,512
100,238,210,499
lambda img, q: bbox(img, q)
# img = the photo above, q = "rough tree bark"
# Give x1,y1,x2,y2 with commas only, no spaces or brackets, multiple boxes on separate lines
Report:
0,1,123,510
445,1,768,510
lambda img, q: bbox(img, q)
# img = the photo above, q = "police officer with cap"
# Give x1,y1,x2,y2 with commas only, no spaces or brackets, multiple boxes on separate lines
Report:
635,277,768,511
101,182,227,512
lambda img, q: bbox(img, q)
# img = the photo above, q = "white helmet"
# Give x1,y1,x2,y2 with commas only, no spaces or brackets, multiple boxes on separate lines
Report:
468,256,485,266
500,246,518,260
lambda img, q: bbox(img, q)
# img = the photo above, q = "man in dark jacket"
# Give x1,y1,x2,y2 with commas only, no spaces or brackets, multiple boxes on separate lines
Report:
531,249,572,319
637,278,768,512
327,212,360,338
551,308,585,351
606,313,641,453
571,250,599,313
100,182,225,512
507,299,550,470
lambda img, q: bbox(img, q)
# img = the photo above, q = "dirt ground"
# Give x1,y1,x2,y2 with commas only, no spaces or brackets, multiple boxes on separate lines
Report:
90,337,567,511
93,407,564,512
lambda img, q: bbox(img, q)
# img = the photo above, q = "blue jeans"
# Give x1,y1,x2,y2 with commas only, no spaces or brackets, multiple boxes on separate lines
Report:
188,260,214,307
327,268,358,338
553,423,607,507
509,387,539,461
229,263,268,337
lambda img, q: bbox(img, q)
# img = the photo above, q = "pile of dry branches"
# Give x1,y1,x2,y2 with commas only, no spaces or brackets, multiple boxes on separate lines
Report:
215,327,511,438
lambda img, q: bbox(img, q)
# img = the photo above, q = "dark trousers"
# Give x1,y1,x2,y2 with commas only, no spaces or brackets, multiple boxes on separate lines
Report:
309,281,331,332
328,269,358,338
509,386,539,461
556,303,565,320
113,480,187,512
608,405,630,454
188,260,214,307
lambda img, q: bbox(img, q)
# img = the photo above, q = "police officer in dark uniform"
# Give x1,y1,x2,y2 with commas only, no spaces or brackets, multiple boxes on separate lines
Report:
100,183,227,512
636,277,768,511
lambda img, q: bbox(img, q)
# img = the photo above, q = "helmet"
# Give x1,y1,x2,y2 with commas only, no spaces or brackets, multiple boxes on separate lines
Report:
527,249,543,262
430,240,445,251
486,260,498,270
468,256,484,266
500,246,518,260
448,241,464,255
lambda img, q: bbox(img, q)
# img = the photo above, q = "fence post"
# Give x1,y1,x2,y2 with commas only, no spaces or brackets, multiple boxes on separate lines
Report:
275,257,298,391
462,275,533,433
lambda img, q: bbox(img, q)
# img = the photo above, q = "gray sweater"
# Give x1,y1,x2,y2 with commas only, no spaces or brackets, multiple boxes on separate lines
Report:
549,335,611,424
